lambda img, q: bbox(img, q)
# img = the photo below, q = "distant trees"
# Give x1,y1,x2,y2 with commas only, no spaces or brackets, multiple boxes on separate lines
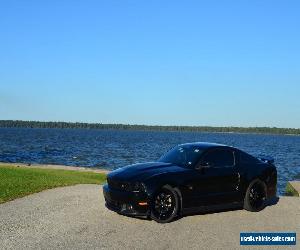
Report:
0,120,299,135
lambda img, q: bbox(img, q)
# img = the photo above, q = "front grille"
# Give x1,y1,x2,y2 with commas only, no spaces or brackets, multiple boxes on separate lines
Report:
107,178,130,191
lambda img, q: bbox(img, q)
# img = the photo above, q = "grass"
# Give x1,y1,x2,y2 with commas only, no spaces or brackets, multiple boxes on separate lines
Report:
0,165,106,204
285,182,299,197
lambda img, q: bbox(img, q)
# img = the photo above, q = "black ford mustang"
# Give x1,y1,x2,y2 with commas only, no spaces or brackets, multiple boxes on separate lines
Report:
103,142,277,223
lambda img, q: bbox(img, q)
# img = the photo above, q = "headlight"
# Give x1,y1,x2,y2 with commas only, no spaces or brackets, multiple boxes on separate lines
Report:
132,182,147,193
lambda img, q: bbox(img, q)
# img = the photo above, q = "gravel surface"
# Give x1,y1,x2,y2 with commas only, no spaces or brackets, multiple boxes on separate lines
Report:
0,185,299,250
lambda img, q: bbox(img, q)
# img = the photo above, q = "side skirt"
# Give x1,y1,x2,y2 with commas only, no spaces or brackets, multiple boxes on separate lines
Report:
181,201,243,216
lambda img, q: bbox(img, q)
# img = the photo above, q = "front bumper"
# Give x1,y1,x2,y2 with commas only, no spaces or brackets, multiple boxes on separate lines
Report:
103,184,150,216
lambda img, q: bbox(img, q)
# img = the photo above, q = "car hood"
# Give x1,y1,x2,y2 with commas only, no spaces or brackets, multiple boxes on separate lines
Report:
108,162,188,182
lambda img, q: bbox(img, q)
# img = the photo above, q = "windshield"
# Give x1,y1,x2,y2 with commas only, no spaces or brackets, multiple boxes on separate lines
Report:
158,145,204,168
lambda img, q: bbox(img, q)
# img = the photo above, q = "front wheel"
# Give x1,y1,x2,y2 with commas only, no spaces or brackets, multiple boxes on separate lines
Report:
150,186,179,223
244,179,267,212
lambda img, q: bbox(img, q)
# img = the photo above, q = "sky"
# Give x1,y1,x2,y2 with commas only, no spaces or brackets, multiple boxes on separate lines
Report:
0,0,299,128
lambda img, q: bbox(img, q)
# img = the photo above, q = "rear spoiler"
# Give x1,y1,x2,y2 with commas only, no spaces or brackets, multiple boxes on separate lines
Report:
257,155,274,164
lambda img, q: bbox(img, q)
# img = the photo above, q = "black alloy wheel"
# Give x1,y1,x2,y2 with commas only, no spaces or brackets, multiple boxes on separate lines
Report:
150,186,179,223
244,179,267,212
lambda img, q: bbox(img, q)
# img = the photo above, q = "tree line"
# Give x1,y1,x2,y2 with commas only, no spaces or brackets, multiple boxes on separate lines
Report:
0,120,299,135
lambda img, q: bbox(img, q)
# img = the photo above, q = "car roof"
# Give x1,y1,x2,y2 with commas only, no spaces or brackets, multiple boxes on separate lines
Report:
178,142,233,150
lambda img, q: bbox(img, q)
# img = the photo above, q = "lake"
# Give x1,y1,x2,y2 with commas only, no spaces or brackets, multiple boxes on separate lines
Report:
0,128,299,195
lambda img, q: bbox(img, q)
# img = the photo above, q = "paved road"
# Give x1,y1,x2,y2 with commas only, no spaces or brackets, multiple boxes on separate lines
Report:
0,185,299,250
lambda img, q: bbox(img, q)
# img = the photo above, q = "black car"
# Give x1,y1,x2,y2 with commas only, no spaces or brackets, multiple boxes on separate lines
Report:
103,142,277,223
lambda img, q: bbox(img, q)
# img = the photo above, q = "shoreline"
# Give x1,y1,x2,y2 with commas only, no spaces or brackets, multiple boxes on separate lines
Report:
1,127,300,137
1,120,300,136
0,162,110,174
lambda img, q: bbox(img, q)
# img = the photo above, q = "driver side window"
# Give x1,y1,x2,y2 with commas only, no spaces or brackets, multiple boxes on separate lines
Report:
202,149,234,168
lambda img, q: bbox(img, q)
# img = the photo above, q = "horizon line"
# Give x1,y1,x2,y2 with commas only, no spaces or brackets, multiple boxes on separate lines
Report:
1,119,299,130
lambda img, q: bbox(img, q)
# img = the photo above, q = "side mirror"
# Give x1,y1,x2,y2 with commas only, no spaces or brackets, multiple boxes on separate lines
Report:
195,162,210,170
201,162,211,168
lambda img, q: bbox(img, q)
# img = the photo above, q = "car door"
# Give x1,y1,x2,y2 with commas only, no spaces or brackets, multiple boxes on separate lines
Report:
191,148,241,206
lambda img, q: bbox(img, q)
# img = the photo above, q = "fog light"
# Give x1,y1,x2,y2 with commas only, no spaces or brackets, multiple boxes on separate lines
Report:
121,204,127,211
121,204,133,211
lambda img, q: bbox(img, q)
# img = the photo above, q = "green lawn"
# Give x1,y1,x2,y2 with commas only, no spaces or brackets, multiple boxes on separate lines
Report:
0,165,106,204
285,182,299,197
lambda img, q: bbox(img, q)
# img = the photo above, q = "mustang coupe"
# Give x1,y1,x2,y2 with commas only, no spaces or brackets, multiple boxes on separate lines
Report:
103,142,277,223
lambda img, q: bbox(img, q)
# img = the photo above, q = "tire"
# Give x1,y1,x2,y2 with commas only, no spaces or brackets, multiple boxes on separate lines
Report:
244,179,267,212
150,185,179,223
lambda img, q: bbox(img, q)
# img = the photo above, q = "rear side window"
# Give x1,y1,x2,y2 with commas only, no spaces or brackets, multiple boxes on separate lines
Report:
239,151,259,164
202,149,234,168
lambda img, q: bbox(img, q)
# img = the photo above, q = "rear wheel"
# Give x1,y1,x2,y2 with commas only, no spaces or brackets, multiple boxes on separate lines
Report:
150,186,179,223
244,179,267,212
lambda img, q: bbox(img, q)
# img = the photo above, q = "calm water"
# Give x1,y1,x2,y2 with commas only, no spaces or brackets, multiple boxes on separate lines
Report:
0,128,299,195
